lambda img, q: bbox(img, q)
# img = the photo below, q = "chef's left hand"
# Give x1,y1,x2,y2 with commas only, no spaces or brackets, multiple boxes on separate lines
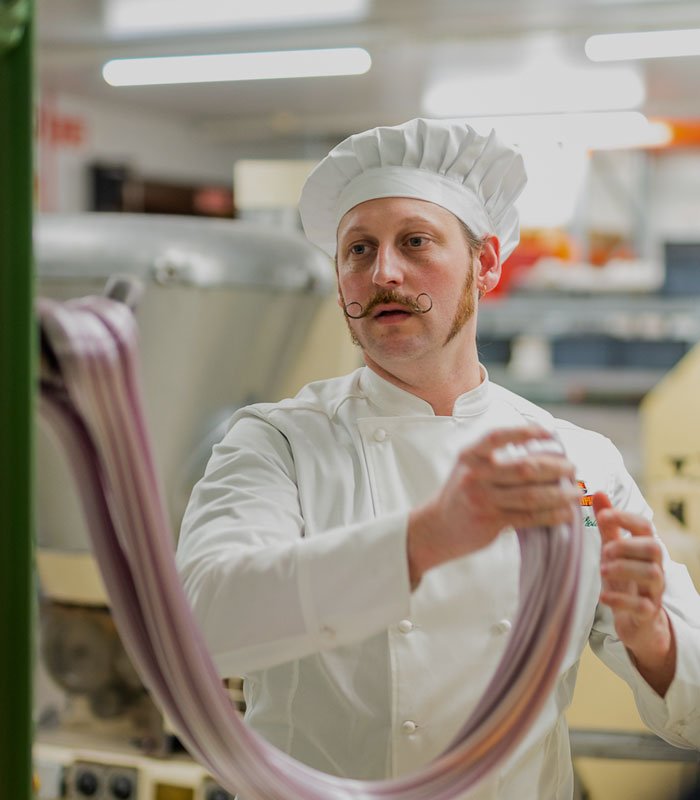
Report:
593,491,676,696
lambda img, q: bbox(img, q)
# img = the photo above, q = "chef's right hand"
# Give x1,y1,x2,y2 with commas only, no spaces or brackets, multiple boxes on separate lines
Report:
406,426,579,589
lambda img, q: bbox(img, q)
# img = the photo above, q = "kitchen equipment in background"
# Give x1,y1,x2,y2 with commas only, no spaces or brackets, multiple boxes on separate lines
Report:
641,341,700,589
662,243,700,296
34,738,235,799
33,212,333,782
35,212,332,557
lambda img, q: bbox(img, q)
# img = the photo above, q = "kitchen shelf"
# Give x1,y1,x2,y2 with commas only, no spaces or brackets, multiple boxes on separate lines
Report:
487,366,667,406
478,291,700,404
478,292,700,339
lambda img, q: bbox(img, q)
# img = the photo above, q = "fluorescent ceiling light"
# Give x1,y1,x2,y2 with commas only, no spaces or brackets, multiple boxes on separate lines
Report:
102,49,372,87
105,0,369,36
459,112,671,151
423,63,644,117
586,28,700,61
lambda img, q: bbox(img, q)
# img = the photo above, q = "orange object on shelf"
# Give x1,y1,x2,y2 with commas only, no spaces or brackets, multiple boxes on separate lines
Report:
489,228,576,298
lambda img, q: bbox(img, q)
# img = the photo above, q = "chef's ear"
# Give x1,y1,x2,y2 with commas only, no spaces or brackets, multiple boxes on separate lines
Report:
476,236,501,294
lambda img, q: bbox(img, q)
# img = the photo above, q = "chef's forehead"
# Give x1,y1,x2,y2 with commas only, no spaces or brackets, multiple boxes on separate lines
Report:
339,196,459,225
336,198,482,249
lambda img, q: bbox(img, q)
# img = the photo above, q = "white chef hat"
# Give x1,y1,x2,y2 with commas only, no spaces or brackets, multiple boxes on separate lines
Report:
299,117,527,262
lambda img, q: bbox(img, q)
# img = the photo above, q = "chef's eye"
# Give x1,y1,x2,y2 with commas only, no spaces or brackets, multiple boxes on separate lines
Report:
407,236,426,247
350,243,367,255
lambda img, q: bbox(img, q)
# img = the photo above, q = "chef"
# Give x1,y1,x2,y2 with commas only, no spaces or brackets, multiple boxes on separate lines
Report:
176,118,700,798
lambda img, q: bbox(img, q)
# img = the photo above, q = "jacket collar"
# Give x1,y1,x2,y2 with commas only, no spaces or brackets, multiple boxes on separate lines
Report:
359,365,491,418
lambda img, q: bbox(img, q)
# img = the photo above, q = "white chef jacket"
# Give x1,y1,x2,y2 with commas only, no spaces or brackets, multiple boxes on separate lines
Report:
177,366,700,799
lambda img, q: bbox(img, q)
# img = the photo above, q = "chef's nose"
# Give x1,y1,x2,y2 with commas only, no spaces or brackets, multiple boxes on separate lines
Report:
372,245,404,288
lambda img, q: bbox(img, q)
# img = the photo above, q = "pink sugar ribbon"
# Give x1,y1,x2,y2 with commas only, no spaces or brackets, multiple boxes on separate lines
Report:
38,292,582,799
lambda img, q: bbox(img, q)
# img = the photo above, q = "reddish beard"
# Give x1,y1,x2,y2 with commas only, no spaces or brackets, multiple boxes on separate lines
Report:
444,267,476,344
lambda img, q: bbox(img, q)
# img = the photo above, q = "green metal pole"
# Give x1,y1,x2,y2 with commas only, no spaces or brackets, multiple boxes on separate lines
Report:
0,2,34,799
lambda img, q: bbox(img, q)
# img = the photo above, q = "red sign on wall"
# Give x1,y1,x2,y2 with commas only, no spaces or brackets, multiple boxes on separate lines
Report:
38,105,86,147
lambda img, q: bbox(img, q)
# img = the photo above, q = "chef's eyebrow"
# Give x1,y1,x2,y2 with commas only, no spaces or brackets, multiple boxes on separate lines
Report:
339,216,439,238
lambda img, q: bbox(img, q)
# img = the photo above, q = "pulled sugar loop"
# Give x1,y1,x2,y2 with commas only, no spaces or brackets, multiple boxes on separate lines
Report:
37,292,582,800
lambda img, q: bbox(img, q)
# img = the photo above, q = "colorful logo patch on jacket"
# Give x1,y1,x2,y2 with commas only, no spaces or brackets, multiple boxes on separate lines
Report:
577,480,593,507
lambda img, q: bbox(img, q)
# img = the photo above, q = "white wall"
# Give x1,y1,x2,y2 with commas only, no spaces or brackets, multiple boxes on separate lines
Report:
651,149,700,240
585,149,643,236
37,91,236,212
586,147,700,243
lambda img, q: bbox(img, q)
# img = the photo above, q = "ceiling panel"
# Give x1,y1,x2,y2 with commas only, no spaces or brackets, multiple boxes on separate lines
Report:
36,0,700,151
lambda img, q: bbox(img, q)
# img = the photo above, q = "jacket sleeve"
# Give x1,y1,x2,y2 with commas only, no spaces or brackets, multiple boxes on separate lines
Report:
175,411,412,677
588,441,700,749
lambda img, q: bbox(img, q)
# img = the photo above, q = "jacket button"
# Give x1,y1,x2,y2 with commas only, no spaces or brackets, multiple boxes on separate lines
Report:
492,619,512,635
373,428,387,442
398,619,413,634
401,720,417,734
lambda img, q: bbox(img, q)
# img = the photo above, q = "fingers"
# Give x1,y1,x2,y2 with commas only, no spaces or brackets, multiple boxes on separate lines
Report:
462,427,576,486
452,426,578,531
595,495,654,536
490,481,581,513
474,454,576,486
601,535,665,609
468,426,556,460
593,491,620,545
597,500,662,575
596,495,655,549
592,491,613,517
598,590,660,620
603,534,661,564
499,506,576,530
601,557,665,595
595,494,666,622
460,476,578,530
